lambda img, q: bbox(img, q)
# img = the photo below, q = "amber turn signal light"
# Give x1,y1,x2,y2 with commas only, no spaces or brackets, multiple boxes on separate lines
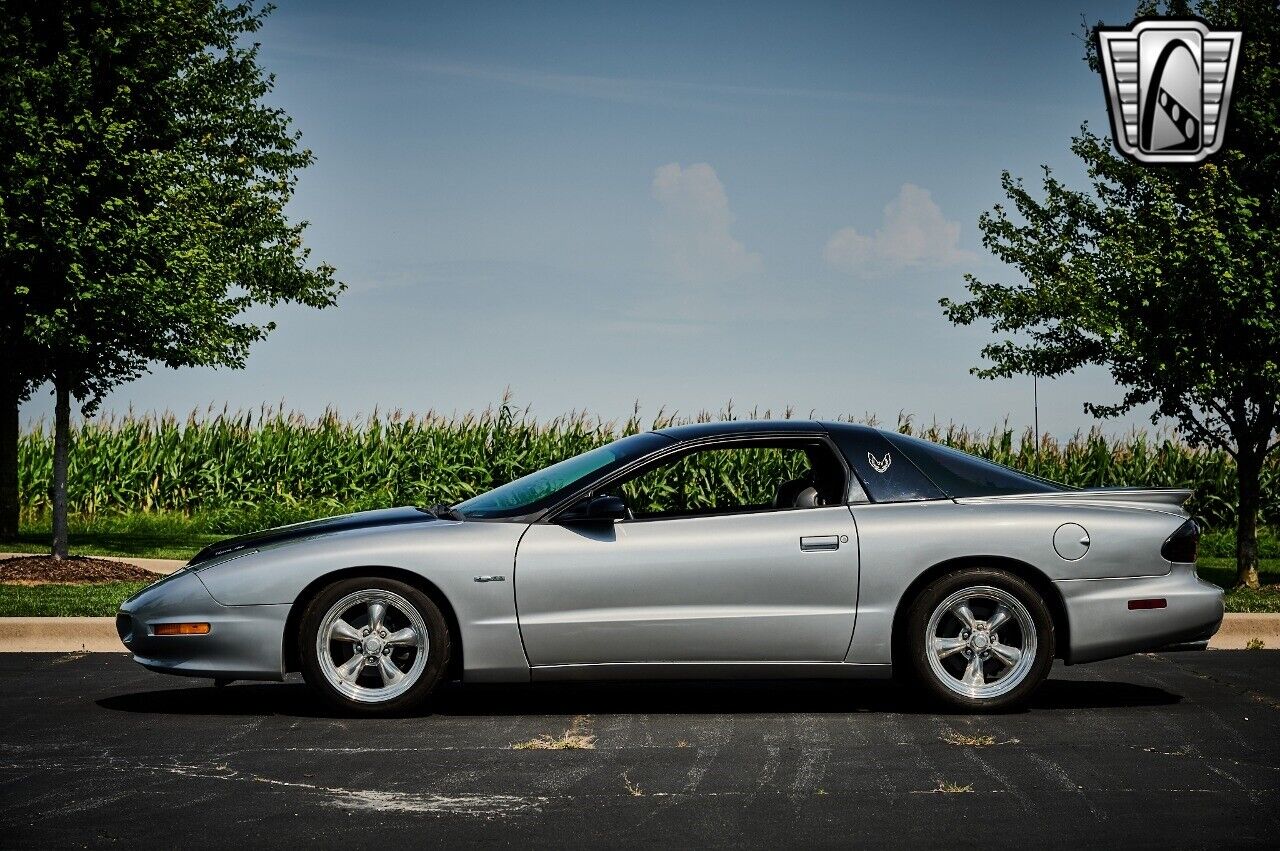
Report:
153,622,210,635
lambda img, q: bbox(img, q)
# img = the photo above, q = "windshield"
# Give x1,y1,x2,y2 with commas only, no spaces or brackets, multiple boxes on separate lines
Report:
883,432,1069,498
455,432,671,519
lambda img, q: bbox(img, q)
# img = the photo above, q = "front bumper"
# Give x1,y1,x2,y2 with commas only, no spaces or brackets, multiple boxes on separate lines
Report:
1056,562,1225,664
117,569,290,681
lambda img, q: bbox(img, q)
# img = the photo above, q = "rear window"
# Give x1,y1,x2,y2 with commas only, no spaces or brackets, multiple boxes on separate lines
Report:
883,433,1067,498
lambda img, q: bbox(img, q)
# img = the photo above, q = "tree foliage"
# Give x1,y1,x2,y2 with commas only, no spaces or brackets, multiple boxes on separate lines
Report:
941,0,1279,587
2,0,341,399
0,0,343,555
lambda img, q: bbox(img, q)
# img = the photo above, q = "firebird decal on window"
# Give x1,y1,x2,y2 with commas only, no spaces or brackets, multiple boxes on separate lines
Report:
867,452,892,474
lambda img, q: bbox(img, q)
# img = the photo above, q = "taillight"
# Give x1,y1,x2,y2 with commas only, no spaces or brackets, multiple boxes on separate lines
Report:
1161,519,1199,563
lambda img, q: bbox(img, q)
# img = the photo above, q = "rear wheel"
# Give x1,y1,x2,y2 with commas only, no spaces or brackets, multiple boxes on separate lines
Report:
299,577,450,715
905,568,1054,712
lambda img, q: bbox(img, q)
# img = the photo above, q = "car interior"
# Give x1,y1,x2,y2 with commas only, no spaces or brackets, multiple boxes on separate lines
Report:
605,438,849,520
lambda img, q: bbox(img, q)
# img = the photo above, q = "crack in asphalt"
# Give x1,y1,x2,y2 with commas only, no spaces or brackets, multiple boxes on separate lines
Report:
4,755,549,818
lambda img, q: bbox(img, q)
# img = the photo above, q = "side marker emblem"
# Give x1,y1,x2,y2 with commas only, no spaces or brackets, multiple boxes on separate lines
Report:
867,452,892,474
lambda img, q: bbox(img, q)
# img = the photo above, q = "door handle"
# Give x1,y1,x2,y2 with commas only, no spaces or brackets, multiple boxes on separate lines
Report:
800,535,841,552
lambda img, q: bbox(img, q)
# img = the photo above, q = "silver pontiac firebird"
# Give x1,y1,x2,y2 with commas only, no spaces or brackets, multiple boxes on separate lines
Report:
117,420,1224,714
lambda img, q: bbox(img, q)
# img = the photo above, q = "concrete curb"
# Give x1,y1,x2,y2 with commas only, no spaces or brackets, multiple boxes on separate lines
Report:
0,552,185,575
2,613,1278,654
0,617,123,652
1208,613,1279,649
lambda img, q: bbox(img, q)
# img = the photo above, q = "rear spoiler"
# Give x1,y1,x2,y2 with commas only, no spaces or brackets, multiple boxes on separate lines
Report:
959,488,1193,508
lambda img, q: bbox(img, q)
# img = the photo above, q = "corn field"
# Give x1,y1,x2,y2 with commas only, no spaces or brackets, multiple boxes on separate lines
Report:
16,401,1279,531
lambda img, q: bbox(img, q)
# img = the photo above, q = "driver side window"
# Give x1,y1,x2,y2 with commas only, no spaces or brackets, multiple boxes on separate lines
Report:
609,440,846,520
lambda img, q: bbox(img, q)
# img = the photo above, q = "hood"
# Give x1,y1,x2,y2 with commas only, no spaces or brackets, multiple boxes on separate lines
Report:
188,506,439,566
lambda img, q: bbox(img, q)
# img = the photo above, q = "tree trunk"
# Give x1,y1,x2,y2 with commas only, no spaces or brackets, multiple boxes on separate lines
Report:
1234,451,1262,590
51,374,70,560
0,381,18,542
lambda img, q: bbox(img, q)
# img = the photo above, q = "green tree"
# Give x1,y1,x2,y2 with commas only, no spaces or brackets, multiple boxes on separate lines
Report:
943,0,1278,589
0,299,45,542
0,0,342,557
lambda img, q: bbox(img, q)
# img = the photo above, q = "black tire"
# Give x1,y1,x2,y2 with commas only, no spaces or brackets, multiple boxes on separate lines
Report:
903,568,1054,712
299,576,451,716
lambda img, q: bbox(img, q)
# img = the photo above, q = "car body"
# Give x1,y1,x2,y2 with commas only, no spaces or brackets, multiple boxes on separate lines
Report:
118,420,1224,712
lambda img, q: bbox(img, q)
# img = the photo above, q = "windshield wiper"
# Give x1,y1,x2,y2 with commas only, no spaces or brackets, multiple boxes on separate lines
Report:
426,503,464,521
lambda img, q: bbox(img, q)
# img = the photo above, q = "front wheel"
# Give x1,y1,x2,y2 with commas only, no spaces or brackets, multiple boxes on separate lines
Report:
299,577,450,715
905,568,1054,712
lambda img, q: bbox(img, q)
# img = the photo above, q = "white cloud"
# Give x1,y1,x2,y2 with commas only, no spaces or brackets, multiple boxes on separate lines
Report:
651,163,762,285
824,183,974,276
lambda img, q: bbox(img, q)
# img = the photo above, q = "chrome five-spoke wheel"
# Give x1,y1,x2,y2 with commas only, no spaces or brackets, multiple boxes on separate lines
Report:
317,589,428,703
300,576,450,715
926,586,1036,700
906,568,1054,711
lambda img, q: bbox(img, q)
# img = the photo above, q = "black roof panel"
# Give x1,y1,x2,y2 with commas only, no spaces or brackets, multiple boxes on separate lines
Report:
655,420,880,442
820,421,886,440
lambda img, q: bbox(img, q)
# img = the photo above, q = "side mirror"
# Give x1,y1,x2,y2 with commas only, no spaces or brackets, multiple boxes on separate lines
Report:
560,493,629,522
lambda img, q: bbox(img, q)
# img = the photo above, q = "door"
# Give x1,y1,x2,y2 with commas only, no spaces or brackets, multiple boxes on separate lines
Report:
515,508,859,665
514,436,860,665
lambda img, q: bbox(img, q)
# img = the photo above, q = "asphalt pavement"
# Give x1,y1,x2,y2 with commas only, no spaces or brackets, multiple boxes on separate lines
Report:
2,651,1279,848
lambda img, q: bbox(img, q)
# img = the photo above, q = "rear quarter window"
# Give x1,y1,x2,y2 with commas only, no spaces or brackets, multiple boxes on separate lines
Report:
883,432,1066,498
828,428,945,503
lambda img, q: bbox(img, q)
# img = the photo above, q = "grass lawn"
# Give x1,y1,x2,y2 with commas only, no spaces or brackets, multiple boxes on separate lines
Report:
0,581,150,617
1199,558,1280,613
2,534,210,561
6,518,217,561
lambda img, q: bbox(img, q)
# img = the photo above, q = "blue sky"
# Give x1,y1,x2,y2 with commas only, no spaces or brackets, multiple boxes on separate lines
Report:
24,0,1160,436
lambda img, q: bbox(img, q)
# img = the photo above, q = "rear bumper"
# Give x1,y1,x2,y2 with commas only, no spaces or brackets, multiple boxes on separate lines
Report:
117,569,289,681
1056,563,1224,664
